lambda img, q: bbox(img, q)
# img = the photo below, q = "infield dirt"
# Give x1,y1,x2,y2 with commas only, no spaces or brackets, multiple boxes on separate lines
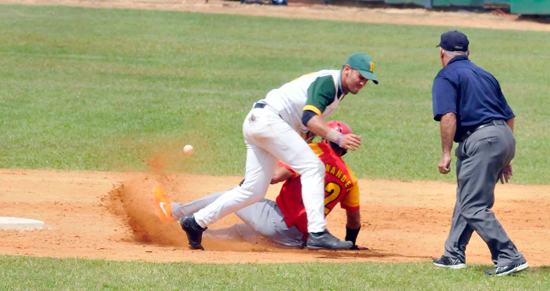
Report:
1,168,549,265
1,0,549,265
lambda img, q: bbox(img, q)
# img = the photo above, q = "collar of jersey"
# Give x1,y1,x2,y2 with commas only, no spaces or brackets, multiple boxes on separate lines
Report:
338,71,345,98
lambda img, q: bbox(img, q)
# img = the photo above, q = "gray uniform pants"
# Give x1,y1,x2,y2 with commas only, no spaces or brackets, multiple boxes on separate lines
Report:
172,190,304,248
443,123,526,267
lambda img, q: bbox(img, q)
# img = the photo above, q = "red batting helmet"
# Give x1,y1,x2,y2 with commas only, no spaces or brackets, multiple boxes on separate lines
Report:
325,120,352,155
327,120,352,135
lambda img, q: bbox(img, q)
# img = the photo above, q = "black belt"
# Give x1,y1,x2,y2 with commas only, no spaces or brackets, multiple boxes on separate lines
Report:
461,119,507,141
252,102,282,118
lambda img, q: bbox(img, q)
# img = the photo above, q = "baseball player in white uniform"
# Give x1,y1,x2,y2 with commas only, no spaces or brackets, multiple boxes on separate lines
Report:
179,53,378,250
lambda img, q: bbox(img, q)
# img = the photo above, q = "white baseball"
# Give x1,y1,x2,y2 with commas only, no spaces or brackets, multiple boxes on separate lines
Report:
183,145,194,156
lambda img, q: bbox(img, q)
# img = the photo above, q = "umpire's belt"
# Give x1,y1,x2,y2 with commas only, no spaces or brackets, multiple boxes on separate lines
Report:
461,119,507,141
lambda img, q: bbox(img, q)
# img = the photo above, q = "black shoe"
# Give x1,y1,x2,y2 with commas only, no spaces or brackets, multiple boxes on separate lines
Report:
433,256,466,269
179,215,206,250
485,262,529,276
306,230,353,250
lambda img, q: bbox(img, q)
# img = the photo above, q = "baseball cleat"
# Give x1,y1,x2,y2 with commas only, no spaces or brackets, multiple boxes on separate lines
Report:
432,256,466,269
180,215,206,250
306,230,353,250
153,186,175,222
485,261,529,276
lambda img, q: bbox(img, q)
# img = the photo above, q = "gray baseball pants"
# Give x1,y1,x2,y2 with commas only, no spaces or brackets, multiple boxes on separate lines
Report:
444,123,526,267
172,190,303,248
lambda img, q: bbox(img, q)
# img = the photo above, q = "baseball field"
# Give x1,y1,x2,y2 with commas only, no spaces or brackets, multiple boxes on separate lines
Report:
1,1,550,289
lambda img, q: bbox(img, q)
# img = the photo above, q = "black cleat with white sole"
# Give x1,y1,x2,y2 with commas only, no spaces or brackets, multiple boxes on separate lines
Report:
433,256,466,269
485,262,529,276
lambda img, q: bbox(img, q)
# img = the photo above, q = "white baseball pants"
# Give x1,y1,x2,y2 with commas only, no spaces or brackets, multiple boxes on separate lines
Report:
194,103,327,233
171,191,303,248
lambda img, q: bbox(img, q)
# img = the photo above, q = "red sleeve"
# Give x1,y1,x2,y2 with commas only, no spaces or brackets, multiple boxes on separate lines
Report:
277,161,300,179
340,166,360,211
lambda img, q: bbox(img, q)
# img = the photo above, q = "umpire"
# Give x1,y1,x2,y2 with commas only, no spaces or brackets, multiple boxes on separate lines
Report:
431,31,528,276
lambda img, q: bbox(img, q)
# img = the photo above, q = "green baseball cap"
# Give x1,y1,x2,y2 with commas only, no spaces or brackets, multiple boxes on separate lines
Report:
344,53,378,84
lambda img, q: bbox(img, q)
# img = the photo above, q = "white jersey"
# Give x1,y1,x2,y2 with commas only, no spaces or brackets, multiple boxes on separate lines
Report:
261,70,344,133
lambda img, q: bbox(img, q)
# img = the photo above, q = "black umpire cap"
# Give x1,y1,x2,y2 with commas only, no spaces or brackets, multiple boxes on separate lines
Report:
437,30,469,52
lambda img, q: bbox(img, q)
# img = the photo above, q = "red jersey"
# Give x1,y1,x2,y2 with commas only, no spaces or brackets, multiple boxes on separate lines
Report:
275,142,360,235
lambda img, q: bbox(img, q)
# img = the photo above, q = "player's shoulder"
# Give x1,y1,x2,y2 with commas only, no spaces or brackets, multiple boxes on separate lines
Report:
310,75,336,89
309,142,333,153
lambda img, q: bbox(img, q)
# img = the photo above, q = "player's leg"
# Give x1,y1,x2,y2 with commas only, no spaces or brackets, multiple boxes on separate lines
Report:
171,190,227,220
180,107,281,249
192,142,277,228
252,115,325,233
458,126,526,268
255,115,350,249
204,223,265,244
234,199,303,248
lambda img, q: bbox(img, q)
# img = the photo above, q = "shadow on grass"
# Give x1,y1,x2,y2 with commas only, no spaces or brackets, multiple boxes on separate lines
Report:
312,249,432,260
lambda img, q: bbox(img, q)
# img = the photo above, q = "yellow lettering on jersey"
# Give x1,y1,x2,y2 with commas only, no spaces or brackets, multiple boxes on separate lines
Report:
324,163,353,193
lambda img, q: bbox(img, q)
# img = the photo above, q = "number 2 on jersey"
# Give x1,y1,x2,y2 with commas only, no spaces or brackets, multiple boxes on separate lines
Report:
324,182,342,215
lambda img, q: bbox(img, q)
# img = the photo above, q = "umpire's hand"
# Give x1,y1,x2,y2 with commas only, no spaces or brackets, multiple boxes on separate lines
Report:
438,154,451,174
499,164,513,184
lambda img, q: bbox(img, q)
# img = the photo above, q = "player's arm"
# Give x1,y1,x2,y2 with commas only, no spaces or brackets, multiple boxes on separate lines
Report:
306,115,361,151
339,167,366,250
346,209,361,229
271,160,300,184
271,167,293,184
302,76,361,150
345,210,367,250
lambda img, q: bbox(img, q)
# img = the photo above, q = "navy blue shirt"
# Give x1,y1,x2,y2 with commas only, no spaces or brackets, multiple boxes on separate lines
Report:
432,55,515,142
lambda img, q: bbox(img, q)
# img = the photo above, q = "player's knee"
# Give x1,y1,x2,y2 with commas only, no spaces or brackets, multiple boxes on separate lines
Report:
300,159,324,177
238,183,268,203
248,191,266,204
258,227,277,238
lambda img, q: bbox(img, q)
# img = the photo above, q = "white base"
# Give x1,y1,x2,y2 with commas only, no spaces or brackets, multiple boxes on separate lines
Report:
0,217,45,230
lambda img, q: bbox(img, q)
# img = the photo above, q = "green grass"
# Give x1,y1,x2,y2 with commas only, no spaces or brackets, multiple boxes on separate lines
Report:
1,5,549,184
0,255,548,290
1,5,549,290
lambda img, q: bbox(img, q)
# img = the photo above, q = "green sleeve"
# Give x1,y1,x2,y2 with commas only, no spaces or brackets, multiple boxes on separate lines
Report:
304,75,336,115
